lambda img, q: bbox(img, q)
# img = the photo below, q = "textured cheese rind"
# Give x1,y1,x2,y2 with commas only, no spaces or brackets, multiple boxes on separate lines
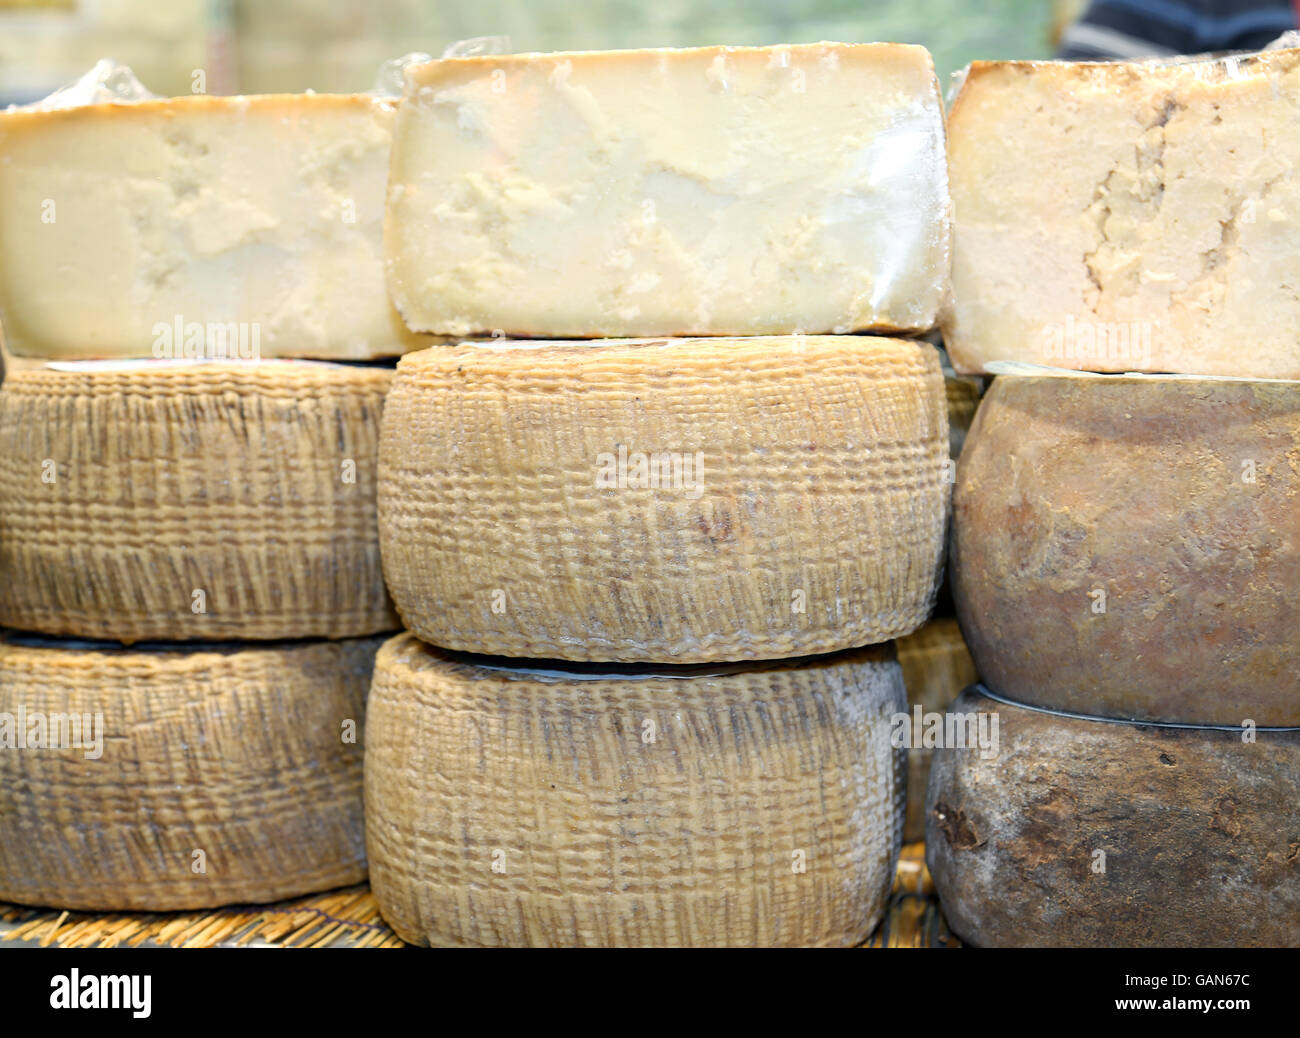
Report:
386,43,950,338
0,362,399,641
927,689,1300,948
378,336,949,663
896,618,977,843
365,633,906,947
952,376,1300,725
0,635,379,911
0,94,430,360
944,50,1300,377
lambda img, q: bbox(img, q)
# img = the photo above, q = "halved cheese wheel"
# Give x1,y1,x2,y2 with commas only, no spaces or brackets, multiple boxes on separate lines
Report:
927,688,1300,948
0,633,380,911
379,336,949,663
944,47,1300,378
365,633,906,947
0,360,399,641
896,618,977,843
0,93,428,361
952,374,1300,726
386,43,949,338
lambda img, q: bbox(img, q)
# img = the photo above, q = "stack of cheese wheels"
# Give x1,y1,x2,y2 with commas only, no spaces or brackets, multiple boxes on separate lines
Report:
935,371,1300,947
366,42,955,947
0,81,420,910
932,45,1300,947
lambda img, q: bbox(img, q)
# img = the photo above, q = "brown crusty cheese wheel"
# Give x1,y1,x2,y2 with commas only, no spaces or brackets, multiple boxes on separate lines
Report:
365,633,906,947
0,360,398,642
378,336,949,663
926,688,1300,948
0,633,379,911
952,374,1300,725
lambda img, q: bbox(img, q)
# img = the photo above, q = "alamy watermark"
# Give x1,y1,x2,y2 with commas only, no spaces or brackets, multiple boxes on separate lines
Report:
1043,316,1154,369
890,706,999,760
596,445,705,499
152,314,261,360
0,706,104,760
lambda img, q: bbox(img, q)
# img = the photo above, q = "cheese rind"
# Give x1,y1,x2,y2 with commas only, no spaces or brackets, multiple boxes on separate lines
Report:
951,375,1300,725
386,43,950,338
0,634,379,911
0,93,429,360
944,49,1300,377
0,361,398,641
927,689,1300,948
378,336,950,663
365,633,906,947
896,618,977,843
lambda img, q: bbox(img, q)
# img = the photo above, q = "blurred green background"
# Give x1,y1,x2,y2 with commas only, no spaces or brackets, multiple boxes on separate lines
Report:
0,0,1078,104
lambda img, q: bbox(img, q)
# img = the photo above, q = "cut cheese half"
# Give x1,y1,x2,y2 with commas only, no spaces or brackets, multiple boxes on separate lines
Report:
365,633,906,947
896,618,977,843
0,360,399,641
0,93,431,360
952,374,1300,726
386,43,950,338
944,48,1300,377
378,336,950,663
0,633,380,911
927,688,1300,948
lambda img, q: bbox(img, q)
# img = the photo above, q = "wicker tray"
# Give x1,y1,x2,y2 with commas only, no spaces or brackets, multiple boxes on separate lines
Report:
0,842,956,949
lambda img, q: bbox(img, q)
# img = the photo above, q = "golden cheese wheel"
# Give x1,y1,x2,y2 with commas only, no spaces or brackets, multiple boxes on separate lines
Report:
365,633,906,947
0,360,399,642
927,688,1300,947
378,336,949,663
0,633,380,911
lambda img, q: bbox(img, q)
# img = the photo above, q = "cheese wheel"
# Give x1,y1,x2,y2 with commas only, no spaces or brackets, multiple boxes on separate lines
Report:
896,618,978,843
944,48,1300,378
0,361,399,642
926,689,1300,948
386,43,950,338
0,93,430,361
0,633,379,911
365,633,906,947
953,374,1300,726
379,337,949,663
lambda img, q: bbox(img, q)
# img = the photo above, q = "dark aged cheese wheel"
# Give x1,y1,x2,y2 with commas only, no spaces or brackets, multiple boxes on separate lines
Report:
926,689,1300,948
952,374,1300,726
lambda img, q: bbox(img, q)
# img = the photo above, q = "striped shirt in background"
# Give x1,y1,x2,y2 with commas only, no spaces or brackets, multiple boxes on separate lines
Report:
1058,0,1298,59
